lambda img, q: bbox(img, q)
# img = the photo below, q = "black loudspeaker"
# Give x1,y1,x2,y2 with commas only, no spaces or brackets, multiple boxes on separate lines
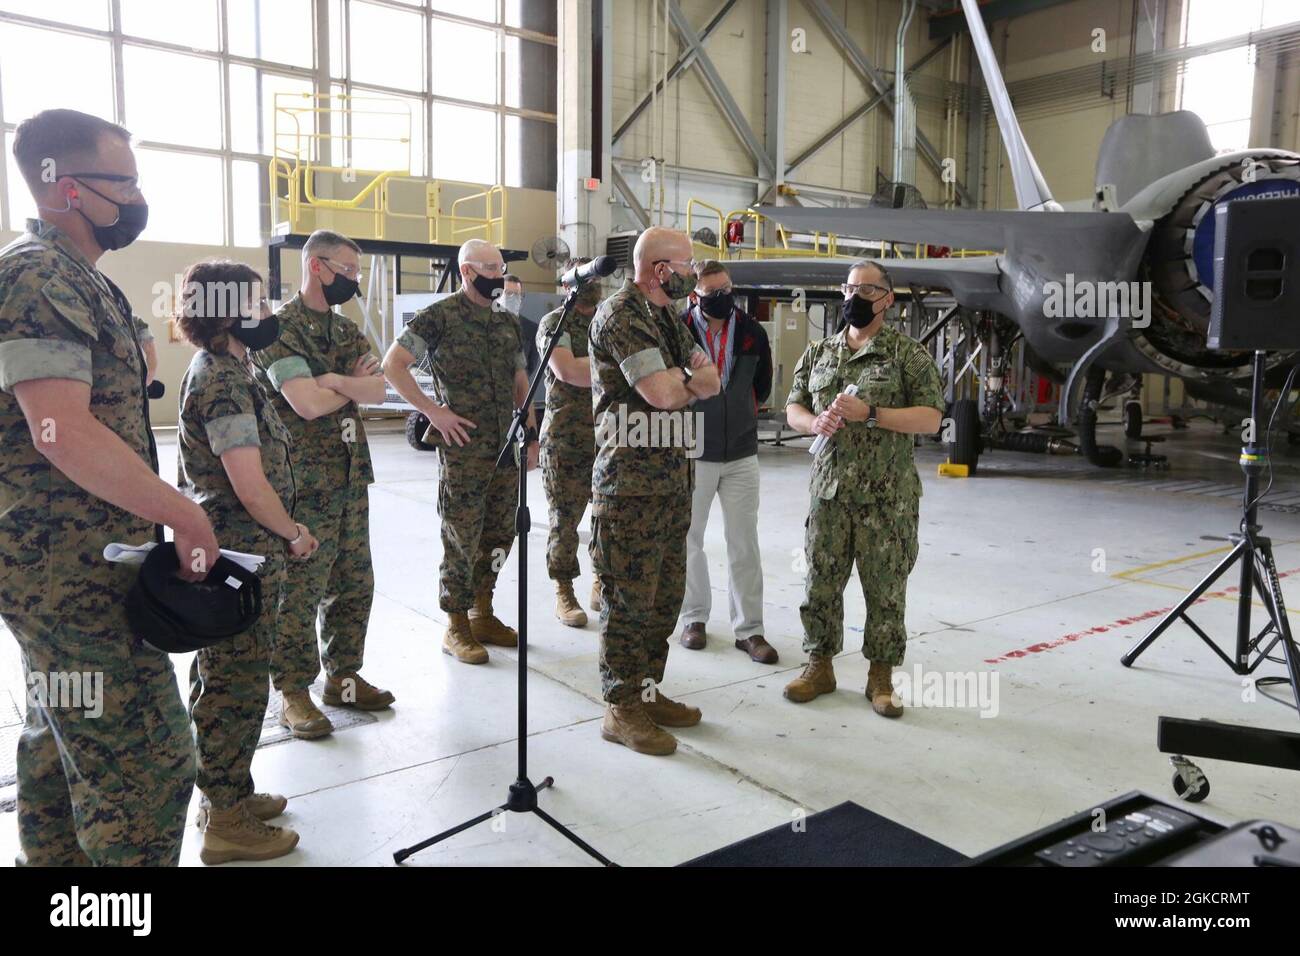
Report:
1208,195,1300,351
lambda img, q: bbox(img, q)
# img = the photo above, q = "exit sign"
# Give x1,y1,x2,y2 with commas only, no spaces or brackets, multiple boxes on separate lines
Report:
583,177,601,191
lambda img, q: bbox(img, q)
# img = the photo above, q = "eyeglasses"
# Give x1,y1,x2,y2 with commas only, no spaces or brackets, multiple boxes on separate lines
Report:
841,281,891,300
466,260,506,276
317,256,362,280
654,258,700,273
696,284,733,295
64,172,144,201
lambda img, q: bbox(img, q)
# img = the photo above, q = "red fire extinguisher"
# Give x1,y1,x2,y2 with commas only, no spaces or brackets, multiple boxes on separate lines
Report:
726,219,745,248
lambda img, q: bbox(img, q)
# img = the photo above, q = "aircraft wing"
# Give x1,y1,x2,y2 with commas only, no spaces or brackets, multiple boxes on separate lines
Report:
726,255,1004,311
752,204,1145,255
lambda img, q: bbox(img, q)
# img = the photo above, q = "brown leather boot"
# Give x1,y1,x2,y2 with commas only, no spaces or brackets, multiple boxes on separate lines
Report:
323,672,395,710
600,700,677,755
589,577,603,613
470,590,518,646
867,661,903,717
555,580,587,627
783,654,837,703
199,804,299,865
195,792,287,829
279,690,334,739
443,611,488,664
643,688,702,727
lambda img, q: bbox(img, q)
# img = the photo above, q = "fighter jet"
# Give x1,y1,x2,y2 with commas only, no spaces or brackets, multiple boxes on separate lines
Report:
726,0,1300,468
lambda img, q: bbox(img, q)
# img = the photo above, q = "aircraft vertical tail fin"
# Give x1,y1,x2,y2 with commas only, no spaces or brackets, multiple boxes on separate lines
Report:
960,0,1060,211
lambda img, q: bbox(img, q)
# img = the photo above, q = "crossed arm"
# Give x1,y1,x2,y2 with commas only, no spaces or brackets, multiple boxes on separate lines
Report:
280,354,387,422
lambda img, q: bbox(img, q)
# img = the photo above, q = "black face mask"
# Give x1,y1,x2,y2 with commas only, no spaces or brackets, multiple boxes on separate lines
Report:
229,315,280,351
75,180,148,251
699,290,734,319
471,272,506,301
843,294,878,329
323,273,360,306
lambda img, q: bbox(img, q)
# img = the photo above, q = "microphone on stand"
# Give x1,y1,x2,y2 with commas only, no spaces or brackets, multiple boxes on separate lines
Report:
560,255,617,288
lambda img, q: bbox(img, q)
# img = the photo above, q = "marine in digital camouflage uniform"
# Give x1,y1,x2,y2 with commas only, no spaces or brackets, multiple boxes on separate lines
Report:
587,227,720,756
253,292,377,694
784,260,944,714
397,288,526,615
0,219,195,865
178,347,294,811
536,285,600,599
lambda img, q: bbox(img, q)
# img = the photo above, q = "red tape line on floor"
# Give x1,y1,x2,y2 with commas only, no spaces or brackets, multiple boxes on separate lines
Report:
982,567,1300,665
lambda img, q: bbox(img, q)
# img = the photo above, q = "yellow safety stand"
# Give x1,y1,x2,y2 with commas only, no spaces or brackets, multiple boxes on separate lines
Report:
937,461,970,477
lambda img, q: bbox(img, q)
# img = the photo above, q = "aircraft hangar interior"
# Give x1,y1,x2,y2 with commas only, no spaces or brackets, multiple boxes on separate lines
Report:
1,0,1299,912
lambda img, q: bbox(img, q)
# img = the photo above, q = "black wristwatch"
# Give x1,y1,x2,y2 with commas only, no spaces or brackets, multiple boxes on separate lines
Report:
681,365,694,385
524,425,539,444
866,405,879,429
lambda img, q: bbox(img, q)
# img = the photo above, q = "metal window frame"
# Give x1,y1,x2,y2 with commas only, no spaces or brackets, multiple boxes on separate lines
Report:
0,0,555,238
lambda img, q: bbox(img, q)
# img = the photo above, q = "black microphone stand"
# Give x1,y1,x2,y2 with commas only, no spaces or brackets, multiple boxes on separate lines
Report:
394,286,616,866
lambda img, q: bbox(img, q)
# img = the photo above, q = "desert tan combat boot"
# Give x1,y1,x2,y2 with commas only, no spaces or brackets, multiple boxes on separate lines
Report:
643,688,702,727
469,590,519,646
279,690,334,739
867,661,904,718
601,700,677,755
555,580,588,627
783,654,837,703
443,611,488,664
323,671,395,710
589,577,604,613
195,792,287,829
199,803,299,865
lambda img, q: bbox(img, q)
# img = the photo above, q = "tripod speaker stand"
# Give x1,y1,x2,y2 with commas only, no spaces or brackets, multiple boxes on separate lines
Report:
1120,348,1300,713
393,275,616,866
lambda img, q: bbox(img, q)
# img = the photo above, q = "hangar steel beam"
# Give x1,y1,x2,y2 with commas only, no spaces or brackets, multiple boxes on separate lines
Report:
611,0,739,145
668,0,774,182
803,0,974,207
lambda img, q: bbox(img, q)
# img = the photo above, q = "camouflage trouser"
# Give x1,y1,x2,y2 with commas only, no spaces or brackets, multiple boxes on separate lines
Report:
438,453,517,612
590,493,692,704
7,606,196,866
541,442,593,581
189,552,284,809
272,481,373,691
800,492,920,664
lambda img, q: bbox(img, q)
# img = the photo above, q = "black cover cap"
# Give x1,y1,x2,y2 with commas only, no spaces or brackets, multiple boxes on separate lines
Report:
126,543,262,653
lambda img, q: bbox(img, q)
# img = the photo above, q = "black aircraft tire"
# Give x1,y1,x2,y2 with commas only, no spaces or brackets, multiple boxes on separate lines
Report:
1123,401,1144,439
405,411,437,451
949,399,982,475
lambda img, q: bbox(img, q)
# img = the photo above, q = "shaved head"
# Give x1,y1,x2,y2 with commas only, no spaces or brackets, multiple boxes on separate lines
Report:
458,238,502,270
633,226,690,272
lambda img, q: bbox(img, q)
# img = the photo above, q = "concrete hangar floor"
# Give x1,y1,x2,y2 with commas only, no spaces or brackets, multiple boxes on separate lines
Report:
1,416,1296,866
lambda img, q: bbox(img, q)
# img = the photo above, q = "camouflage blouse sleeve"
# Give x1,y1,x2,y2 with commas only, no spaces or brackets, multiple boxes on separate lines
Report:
133,314,154,344
0,258,98,392
257,322,316,393
396,302,444,365
603,305,671,385
538,308,570,353
901,339,946,412
786,343,815,410
199,372,262,457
